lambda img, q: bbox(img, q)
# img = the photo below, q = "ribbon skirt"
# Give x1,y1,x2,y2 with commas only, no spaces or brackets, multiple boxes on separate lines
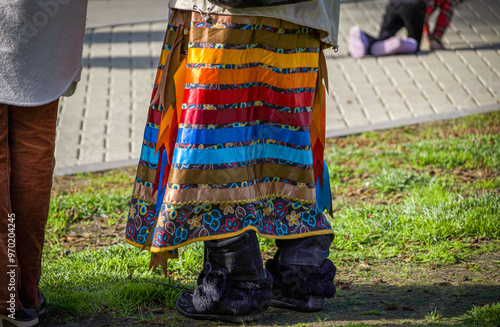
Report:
126,9,333,255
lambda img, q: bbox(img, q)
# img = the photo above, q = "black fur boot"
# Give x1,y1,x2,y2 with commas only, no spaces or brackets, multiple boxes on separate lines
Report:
176,231,272,323
265,251,336,312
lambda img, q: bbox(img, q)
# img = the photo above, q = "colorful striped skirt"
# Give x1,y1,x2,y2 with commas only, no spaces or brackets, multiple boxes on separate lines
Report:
126,9,333,259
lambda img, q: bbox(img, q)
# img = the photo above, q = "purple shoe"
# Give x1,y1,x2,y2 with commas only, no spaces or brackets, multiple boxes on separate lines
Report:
371,36,402,57
349,26,369,59
371,37,418,57
400,37,418,53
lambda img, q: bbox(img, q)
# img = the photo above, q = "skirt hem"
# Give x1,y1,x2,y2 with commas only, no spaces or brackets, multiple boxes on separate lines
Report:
125,226,334,253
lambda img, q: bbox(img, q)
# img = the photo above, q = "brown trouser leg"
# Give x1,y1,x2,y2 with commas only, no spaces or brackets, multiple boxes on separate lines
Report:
0,100,58,314
0,102,20,314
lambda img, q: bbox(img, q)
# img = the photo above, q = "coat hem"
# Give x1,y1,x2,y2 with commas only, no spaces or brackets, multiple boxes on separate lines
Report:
0,67,82,107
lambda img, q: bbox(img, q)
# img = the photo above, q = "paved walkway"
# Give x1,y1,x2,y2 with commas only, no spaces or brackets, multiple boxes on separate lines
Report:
54,0,500,175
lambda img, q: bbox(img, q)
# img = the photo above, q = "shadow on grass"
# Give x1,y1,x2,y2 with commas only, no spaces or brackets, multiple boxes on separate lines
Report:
260,283,500,326
38,283,500,326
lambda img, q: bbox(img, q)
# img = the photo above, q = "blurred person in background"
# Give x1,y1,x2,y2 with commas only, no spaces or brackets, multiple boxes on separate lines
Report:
0,1,88,326
125,0,339,323
348,0,456,58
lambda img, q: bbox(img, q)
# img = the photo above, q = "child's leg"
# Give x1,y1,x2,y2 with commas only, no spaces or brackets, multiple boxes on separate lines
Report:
378,0,406,41
400,0,427,49
431,0,454,42
371,0,425,56
371,36,418,56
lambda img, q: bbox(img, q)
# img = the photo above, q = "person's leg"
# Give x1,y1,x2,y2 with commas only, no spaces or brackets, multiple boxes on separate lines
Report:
378,0,405,41
370,36,418,56
275,234,333,267
0,103,23,315
8,100,58,310
371,0,423,56
266,234,336,312
422,1,436,39
429,0,454,50
400,0,427,49
176,230,272,323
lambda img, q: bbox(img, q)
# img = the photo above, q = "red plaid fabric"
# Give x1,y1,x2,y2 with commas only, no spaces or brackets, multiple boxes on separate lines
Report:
423,0,454,40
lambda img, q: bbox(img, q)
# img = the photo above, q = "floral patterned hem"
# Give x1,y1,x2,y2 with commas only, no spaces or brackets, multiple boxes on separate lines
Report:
127,194,332,251
126,225,334,253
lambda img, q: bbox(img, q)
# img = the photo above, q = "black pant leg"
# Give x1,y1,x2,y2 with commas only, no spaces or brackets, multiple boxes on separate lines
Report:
275,234,334,267
378,0,405,40
400,0,427,48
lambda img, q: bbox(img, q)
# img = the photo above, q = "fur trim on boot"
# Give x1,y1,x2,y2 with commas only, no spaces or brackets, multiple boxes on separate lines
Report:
177,269,273,323
193,270,227,313
177,231,272,322
193,269,273,316
217,273,273,316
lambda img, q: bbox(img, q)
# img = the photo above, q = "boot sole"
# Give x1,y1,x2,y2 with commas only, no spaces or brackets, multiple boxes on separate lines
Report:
270,296,324,312
176,302,259,324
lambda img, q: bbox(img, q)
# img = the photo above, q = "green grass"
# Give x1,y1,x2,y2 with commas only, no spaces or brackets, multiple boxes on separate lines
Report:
41,242,209,315
476,178,500,190
41,112,500,320
407,135,500,169
325,112,500,265
331,191,500,263
47,168,134,238
369,168,431,193
42,244,185,315
459,302,500,327
47,193,129,235
425,308,443,322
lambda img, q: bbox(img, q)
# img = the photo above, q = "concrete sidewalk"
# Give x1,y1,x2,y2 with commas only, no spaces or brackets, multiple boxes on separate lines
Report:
54,0,500,175
85,0,170,28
